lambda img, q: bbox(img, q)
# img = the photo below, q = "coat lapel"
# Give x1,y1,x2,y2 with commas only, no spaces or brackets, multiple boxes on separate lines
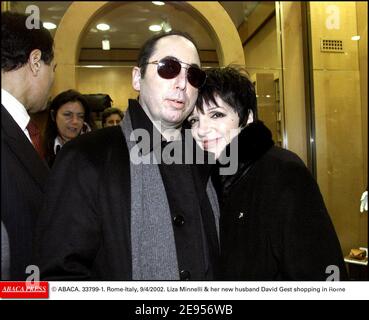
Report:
1,106,49,189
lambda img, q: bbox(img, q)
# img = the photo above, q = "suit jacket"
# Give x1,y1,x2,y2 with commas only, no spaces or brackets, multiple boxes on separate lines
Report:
1,106,49,280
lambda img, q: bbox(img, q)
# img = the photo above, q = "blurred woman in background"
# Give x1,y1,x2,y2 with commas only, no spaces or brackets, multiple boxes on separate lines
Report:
43,89,95,167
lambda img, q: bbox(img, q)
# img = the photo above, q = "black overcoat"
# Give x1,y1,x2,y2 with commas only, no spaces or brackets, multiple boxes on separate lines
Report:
217,121,347,280
33,104,219,280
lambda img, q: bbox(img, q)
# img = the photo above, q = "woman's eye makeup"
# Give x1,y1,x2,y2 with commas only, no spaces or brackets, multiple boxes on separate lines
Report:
210,111,226,119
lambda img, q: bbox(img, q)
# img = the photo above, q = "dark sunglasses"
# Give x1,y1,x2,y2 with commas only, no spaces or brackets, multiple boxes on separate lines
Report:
141,58,206,89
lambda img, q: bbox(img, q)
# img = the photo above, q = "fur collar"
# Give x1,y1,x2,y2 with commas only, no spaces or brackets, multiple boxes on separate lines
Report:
217,120,274,166
213,121,274,201
237,120,275,164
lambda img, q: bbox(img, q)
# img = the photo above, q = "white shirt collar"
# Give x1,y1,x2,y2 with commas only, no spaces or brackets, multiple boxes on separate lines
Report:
1,88,30,132
53,136,64,154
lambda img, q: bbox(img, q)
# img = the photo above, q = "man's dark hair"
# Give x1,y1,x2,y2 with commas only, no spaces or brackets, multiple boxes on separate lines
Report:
137,31,199,78
1,11,54,72
102,107,124,126
196,66,258,126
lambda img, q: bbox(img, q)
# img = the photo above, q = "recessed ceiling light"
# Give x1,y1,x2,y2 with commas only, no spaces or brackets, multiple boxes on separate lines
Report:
149,24,162,32
152,1,165,5
97,23,110,31
351,35,360,41
43,22,57,30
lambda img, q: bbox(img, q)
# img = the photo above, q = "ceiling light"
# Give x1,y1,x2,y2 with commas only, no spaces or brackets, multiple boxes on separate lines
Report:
102,39,110,50
152,1,165,5
84,65,104,68
97,23,110,31
351,35,360,41
43,22,57,30
149,24,162,32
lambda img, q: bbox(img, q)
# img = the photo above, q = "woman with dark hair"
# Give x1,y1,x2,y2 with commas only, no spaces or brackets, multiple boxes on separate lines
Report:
188,66,347,280
43,89,95,167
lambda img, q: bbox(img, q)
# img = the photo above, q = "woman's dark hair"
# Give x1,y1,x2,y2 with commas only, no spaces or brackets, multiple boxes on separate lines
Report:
102,107,124,126
43,90,95,166
1,11,54,72
137,30,199,78
196,66,258,127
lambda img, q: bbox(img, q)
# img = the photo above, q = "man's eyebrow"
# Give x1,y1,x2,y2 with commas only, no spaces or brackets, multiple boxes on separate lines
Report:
163,55,200,68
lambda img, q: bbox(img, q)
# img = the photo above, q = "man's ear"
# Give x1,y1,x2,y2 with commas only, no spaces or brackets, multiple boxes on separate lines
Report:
132,66,141,92
29,49,42,76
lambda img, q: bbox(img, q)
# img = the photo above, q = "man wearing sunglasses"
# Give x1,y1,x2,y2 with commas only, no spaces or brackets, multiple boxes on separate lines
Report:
34,31,220,281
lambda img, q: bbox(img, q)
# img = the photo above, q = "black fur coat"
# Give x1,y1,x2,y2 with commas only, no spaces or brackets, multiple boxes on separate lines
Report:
213,121,347,280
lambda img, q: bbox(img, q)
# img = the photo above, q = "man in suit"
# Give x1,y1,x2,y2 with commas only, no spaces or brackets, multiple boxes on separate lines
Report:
1,12,55,280
34,31,220,280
